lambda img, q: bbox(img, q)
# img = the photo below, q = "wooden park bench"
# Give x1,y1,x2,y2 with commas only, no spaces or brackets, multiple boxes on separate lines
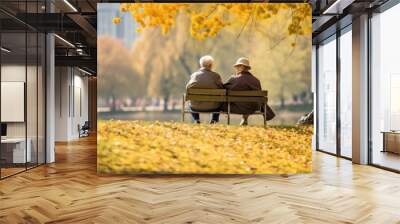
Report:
182,88,269,127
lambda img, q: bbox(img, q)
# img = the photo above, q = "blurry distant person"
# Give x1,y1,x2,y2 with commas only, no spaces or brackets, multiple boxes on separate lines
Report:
224,57,262,126
186,55,224,124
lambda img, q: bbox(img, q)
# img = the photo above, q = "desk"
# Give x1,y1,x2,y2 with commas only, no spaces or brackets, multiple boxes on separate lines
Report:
382,131,400,154
1,138,31,163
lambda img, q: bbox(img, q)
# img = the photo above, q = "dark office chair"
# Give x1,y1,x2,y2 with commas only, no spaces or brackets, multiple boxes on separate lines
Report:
78,121,90,138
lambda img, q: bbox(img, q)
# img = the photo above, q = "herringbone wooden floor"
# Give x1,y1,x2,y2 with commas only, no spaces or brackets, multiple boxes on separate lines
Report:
1,135,400,224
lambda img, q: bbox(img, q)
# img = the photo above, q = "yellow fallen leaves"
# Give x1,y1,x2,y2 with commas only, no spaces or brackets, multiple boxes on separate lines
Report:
97,121,312,174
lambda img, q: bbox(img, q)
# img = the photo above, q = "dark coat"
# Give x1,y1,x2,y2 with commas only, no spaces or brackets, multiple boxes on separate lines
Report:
223,71,262,114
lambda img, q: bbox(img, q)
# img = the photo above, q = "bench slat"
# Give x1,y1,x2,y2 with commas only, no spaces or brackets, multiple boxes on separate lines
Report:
184,109,226,113
230,111,264,115
227,96,267,103
186,95,227,102
187,88,226,95
227,90,268,97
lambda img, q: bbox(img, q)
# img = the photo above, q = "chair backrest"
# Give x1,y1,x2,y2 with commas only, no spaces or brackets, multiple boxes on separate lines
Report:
227,90,268,103
185,88,227,102
82,121,90,129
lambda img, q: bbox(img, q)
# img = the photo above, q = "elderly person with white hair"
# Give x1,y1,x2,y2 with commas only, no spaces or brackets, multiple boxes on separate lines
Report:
224,57,262,125
186,55,224,124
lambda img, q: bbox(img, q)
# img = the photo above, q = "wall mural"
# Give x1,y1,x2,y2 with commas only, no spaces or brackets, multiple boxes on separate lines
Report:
97,3,313,174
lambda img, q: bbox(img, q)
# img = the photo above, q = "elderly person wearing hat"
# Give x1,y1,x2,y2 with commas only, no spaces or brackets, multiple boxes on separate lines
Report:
186,55,224,124
224,57,262,125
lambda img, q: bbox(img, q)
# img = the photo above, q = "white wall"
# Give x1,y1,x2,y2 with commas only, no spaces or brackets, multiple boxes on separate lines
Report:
55,67,70,141
1,82,25,122
55,67,89,141
1,63,46,164
1,65,35,138
1,65,26,81
72,73,89,138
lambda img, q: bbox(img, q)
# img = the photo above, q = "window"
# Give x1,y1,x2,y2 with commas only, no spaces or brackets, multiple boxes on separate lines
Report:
339,28,352,158
317,36,337,154
370,3,400,171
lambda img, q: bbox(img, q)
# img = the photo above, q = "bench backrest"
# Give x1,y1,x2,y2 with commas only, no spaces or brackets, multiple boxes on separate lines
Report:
227,90,268,97
185,88,227,102
227,90,268,103
187,88,226,95
185,89,268,103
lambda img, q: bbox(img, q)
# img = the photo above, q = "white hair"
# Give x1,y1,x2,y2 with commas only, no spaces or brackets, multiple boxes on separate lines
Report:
199,55,214,69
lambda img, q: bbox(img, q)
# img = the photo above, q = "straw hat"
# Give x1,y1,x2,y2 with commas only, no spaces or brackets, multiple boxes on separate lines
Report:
233,57,251,70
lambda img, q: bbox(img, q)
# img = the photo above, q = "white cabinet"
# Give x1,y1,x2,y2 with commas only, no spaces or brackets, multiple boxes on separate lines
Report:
1,138,32,163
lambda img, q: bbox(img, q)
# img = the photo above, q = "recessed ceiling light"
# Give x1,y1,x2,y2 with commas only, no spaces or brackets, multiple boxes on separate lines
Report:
63,0,78,12
1,47,11,53
54,34,75,48
78,67,93,76
323,0,354,15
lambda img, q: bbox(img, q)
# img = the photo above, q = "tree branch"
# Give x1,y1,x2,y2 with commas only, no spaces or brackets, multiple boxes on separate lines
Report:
248,7,257,43
287,34,298,57
236,12,251,39
205,5,218,18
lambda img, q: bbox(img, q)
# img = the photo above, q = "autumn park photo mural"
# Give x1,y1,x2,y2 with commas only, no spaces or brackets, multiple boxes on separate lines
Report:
97,3,313,174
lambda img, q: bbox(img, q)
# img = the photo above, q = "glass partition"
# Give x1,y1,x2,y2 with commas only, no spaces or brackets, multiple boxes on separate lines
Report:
339,28,352,158
27,30,38,169
371,4,400,171
317,36,337,154
38,32,45,165
1,30,28,177
0,1,46,179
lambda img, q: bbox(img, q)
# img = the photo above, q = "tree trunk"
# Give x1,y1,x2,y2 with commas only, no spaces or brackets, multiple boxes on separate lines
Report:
163,94,170,112
111,94,117,112
179,56,192,75
280,86,285,109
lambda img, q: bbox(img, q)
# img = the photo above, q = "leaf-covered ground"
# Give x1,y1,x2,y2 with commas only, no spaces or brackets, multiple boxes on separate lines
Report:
97,121,312,174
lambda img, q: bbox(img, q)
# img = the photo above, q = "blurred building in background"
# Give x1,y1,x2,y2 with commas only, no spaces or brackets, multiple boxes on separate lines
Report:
97,3,136,48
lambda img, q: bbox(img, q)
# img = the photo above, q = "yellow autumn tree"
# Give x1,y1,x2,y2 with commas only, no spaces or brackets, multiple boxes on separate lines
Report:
115,3,311,41
98,36,145,111
109,3,312,108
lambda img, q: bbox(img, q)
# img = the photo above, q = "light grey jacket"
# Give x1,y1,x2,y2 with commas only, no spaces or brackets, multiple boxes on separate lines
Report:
186,67,224,111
